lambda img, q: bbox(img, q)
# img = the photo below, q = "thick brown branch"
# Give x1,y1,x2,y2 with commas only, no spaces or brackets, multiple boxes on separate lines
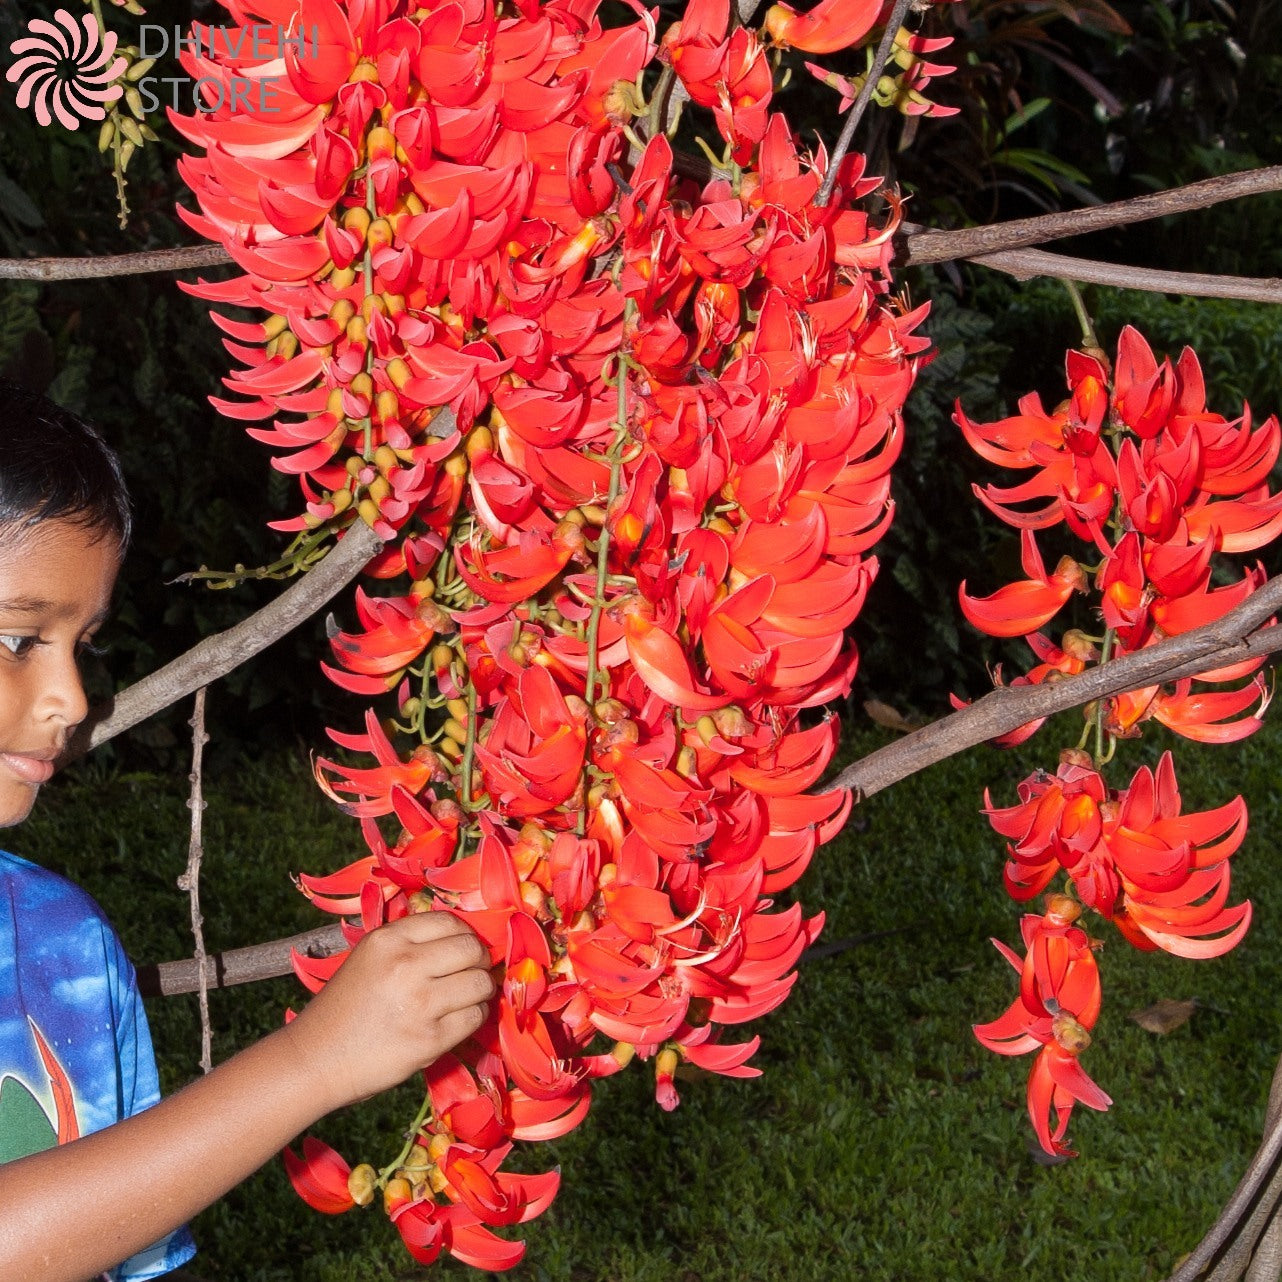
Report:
9,168,1282,284
900,166,1282,266
969,247,1282,304
832,574,1282,802
62,521,384,762
0,243,231,281
136,924,347,998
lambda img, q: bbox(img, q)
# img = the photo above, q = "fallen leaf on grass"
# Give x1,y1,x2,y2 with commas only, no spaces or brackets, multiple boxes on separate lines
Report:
1129,998,1197,1035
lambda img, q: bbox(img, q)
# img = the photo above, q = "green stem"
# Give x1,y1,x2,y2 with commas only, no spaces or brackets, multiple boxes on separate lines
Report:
646,66,675,145
459,678,478,813
1093,626,1115,766
178,520,342,586
578,321,634,837
1062,279,1100,351
361,171,377,460
378,1089,434,1185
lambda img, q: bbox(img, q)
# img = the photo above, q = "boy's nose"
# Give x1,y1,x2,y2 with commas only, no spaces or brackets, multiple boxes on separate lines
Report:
41,649,90,730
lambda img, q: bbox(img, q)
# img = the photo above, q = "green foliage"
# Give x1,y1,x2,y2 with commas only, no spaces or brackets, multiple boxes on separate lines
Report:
975,275,1282,414
13,726,1282,1280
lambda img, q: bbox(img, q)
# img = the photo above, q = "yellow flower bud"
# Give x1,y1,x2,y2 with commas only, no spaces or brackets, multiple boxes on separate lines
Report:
347,1163,377,1207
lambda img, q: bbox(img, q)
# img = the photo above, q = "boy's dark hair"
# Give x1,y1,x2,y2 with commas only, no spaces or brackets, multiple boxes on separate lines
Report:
0,379,131,547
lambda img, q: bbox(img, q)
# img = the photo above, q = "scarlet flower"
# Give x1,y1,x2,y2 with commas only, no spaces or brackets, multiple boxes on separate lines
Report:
958,529,1088,639
974,902,1110,1157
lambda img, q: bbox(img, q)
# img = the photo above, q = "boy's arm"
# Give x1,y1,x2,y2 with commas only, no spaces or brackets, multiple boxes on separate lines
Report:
0,911,494,1282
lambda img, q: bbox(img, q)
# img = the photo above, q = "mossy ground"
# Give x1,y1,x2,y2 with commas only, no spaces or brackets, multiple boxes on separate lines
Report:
13,717,1282,1282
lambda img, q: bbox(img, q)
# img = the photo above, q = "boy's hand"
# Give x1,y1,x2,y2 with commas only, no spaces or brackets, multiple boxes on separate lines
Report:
283,912,494,1112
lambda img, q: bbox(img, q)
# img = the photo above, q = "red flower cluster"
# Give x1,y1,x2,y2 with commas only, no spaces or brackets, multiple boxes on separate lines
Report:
985,750,1249,958
958,327,1279,1156
973,897,1109,1158
958,326,1280,745
176,0,935,1266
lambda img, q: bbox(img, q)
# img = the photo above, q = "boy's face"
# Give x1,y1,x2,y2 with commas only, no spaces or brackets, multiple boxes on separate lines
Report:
0,519,119,827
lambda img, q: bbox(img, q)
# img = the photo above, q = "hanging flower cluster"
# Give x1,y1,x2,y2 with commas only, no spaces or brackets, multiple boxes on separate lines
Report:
175,0,937,1266
957,325,1281,1156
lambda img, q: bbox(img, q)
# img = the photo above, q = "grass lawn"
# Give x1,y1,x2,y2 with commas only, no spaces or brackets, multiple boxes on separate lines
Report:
12,715,1282,1282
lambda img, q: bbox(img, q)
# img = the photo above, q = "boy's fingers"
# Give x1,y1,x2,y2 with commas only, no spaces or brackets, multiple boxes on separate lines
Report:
432,1002,490,1050
383,909,475,946
427,965,496,1016
408,930,490,978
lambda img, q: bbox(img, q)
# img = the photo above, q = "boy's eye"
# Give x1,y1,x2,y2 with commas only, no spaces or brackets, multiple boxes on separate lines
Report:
0,635,37,658
78,639,107,659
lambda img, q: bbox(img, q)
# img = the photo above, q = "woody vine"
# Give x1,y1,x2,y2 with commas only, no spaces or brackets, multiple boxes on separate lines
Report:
7,0,1282,1274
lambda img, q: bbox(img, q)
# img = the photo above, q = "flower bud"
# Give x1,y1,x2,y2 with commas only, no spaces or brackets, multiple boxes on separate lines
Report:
1051,1013,1092,1055
1044,894,1082,926
1061,629,1099,661
1054,556,1090,595
347,1163,378,1207
431,797,464,825
341,206,371,239
382,1176,413,1214
466,425,494,459
520,880,549,917
367,218,394,252
713,705,751,738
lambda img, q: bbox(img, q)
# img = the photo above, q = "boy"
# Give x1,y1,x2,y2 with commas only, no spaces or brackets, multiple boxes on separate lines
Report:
0,381,494,1281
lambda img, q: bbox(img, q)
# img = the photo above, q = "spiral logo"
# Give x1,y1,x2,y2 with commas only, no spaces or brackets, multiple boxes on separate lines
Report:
6,9,126,131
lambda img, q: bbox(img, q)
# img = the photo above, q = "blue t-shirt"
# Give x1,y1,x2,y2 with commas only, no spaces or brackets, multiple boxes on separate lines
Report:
0,849,196,1280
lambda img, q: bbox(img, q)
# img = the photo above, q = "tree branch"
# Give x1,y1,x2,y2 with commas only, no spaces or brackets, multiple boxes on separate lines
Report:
8,166,1281,286
1166,1083,1282,1281
831,574,1282,802
177,688,213,1073
900,166,1282,266
967,247,1282,304
136,923,347,998
816,0,915,207
0,243,232,281
61,521,384,762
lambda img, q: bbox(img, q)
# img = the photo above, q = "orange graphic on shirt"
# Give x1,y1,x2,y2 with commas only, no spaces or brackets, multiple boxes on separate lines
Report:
27,1017,79,1143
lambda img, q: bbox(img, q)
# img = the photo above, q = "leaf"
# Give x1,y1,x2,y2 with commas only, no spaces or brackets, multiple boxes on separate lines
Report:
1128,998,1197,1035
863,699,919,733
0,175,45,230
1002,97,1051,137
